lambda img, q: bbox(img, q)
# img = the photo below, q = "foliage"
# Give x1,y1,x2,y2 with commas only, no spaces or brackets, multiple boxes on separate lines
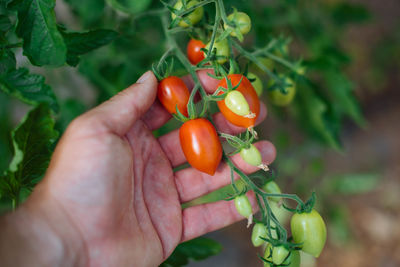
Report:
0,0,375,265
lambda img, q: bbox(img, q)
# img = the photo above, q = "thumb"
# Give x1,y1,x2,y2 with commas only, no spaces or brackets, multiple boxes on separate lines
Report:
79,71,158,136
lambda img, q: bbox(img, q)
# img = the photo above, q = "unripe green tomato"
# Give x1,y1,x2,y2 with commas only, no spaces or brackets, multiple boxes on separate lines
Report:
282,250,301,267
224,90,250,116
247,72,263,96
251,223,267,247
262,181,281,203
272,246,290,265
290,209,327,258
268,76,296,106
240,144,262,167
234,195,253,218
171,0,204,28
224,11,252,37
205,39,230,64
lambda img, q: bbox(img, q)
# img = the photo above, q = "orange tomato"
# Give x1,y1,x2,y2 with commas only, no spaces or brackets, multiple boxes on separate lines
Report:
157,76,190,116
187,39,206,65
217,74,260,128
179,118,222,175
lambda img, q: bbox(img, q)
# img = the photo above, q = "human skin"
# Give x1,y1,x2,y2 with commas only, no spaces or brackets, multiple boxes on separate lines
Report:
0,70,276,267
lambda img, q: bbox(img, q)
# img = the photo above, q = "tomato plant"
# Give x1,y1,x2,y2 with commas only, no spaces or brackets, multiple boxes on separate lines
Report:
204,38,230,64
217,74,260,128
251,223,267,247
187,39,206,65
179,118,222,175
268,76,296,106
240,144,262,167
224,11,252,40
234,195,253,219
290,209,327,258
262,181,282,202
157,76,190,116
247,72,263,96
171,0,204,28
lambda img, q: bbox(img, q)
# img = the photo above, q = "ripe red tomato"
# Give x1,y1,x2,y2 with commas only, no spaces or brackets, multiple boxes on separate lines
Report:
187,39,205,65
179,118,222,175
157,76,190,116
217,74,260,128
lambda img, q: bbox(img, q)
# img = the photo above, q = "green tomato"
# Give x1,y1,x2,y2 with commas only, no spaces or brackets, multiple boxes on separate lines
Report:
240,144,262,167
171,0,204,28
262,181,281,203
268,76,296,106
290,209,327,258
225,90,250,116
272,246,290,265
251,223,267,247
205,39,230,64
247,72,263,96
282,250,301,267
234,195,252,218
224,11,252,37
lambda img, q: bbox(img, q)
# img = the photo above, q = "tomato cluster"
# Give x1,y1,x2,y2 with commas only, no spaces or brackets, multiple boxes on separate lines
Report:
158,1,326,265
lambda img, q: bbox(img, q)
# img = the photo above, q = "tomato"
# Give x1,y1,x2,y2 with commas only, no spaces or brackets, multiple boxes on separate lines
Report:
272,246,290,265
224,90,250,116
251,223,267,247
268,76,296,106
264,245,300,267
290,209,327,258
187,39,205,65
234,195,253,218
262,181,281,203
179,118,222,175
247,72,263,96
158,76,190,116
171,0,204,28
204,39,230,64
217,74,260,128
224,12,252,37
240,144,262,167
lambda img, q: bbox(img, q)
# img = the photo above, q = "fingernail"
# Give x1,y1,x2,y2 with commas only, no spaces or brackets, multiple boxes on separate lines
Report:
137,71,152,84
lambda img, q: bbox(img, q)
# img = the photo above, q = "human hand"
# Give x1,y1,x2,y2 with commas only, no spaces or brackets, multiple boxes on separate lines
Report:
2,71,275,267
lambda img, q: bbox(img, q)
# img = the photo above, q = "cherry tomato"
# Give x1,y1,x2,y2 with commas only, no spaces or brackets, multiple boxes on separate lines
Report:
264,245,300,267
179,118,222,175
171,0,204,28
187,39,205,65
262,181,281,203
224,12,252,37
268,76,296,106
158,76,190,116
224,90,250,116
290,209,327,258
217,74,260,128
234,195,252,218
204,39,230,64
251,223,267,247
247,72,263,96
273,246,290,265
240,144,262,167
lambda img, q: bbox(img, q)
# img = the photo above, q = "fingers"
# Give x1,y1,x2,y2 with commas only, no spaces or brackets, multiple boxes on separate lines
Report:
175,141,276,203
181,191,258,242
142,69,220,131
158,103,267,167
71,71,158,136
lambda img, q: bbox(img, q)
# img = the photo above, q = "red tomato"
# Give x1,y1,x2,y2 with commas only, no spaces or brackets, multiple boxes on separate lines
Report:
187,39,206,65
217,74,260,128
179,118,222,175
157,76,190,116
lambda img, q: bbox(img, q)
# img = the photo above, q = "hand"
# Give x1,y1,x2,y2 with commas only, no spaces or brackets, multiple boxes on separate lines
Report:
0,71,276,267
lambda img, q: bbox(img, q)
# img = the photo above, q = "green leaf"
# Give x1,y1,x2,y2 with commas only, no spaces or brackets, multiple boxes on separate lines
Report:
0,104,58,204
59,28,118,67
0,67,59,112
106,0,152,14
293,79,341,149
331,2,371,26
327,173,380,195
0,14,13,33
323,70,365,127
161,238,222,267
0,49,16,73
63,0,105,26
8,0,67,66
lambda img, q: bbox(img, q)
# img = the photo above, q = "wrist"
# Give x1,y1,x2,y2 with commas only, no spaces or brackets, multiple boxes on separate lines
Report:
0,184,87,267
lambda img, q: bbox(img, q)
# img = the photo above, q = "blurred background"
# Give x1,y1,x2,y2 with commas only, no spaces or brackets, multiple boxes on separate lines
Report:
1,0,400,266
